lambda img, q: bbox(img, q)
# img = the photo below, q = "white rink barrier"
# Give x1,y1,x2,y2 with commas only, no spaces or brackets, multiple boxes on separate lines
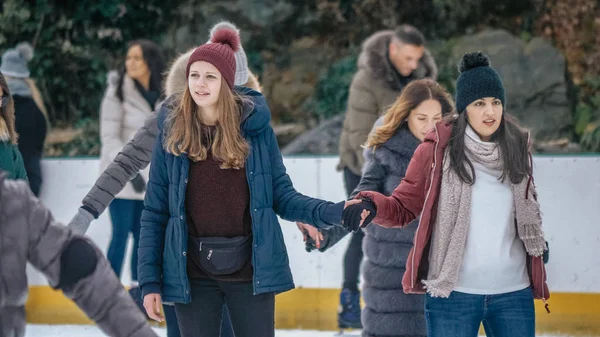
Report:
27,155,600,292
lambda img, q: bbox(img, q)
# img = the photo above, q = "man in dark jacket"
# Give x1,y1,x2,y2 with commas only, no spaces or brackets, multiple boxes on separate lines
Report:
0,172,157,337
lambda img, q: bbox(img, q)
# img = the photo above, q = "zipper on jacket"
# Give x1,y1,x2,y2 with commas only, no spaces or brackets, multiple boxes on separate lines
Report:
542,297,550,313
411,125,439,288
540,256,550,313
525,132,534,199
244,153,259,296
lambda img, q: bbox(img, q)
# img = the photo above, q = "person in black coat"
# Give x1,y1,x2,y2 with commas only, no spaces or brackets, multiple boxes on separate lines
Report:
1,42,48,196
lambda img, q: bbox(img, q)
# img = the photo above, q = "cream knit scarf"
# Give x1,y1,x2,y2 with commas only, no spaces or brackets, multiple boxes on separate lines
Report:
422,125,546,298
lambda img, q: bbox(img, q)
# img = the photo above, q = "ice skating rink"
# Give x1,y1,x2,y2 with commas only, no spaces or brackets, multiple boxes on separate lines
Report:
24,325,578,337
23,325,368,337
26,325,342,337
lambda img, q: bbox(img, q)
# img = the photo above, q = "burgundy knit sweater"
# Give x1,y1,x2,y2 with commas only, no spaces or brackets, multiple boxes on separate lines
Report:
185,126,253,281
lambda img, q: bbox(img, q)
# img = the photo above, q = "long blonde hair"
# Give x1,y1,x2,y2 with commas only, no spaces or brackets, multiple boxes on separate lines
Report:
0,72,18,144
164,79,250,169
365,78,454,149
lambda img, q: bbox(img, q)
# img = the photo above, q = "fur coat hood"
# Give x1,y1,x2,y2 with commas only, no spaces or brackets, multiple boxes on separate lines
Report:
357,30,438,91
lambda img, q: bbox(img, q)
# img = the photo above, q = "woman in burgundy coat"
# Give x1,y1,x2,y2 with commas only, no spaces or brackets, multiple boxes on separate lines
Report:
342,52,549,337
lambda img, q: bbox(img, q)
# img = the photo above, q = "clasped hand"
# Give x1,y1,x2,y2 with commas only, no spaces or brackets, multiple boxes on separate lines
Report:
341,198,377,232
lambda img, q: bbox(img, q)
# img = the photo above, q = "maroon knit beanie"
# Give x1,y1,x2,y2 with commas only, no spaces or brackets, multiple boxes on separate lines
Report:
186,27,240,89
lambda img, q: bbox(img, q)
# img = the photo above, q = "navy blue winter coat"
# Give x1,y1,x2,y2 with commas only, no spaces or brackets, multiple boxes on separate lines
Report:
138,87,344,303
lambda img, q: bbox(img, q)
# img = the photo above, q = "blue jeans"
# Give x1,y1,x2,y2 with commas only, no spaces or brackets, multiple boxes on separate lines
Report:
425,288,535,337
107,198,144,280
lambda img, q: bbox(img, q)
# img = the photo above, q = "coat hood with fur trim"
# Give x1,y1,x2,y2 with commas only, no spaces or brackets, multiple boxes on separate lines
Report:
357,30,438,91
164,49,261,97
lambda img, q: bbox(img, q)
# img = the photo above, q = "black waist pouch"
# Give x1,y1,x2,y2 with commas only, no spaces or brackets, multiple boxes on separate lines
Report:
188,235,252,275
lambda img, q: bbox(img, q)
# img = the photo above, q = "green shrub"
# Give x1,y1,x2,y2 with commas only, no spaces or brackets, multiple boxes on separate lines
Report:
427,38,459,96
0,0,183,125
304,53,358,121
577,76,600,151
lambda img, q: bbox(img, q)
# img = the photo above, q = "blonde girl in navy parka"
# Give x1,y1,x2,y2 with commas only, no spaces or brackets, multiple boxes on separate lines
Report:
138,27,348,336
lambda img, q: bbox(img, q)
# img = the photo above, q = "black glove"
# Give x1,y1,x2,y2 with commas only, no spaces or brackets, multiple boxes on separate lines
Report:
341,198,377,232
306,225,350,253
130,174,146,193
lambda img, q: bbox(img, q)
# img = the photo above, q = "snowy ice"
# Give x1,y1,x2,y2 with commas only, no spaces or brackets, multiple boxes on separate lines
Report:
24,324,576,337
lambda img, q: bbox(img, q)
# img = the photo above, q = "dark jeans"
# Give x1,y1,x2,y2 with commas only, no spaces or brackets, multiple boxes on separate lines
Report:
163,304,181,337
220,305,235,337
135,298,235,337
425,288,535,337
107,198,143,280
175,279,275,337
342,167,364,291
22,154,42,196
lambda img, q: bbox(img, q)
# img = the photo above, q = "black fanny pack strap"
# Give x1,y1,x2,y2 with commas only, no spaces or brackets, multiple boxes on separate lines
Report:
188,235,252,276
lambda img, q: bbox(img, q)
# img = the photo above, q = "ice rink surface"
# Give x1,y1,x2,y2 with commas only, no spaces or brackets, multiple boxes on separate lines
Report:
24,324,576,337
23,325,362,337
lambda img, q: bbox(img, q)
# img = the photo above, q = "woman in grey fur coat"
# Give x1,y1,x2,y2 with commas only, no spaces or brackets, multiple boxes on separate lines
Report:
307,78,454,337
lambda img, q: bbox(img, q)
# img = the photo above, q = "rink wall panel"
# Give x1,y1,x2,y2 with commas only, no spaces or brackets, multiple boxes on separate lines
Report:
23,156,600,333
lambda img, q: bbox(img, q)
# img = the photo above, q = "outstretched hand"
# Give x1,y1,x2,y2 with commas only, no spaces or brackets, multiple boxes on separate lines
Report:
296,222,324,249
342,198,377,232
67,207,95,235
